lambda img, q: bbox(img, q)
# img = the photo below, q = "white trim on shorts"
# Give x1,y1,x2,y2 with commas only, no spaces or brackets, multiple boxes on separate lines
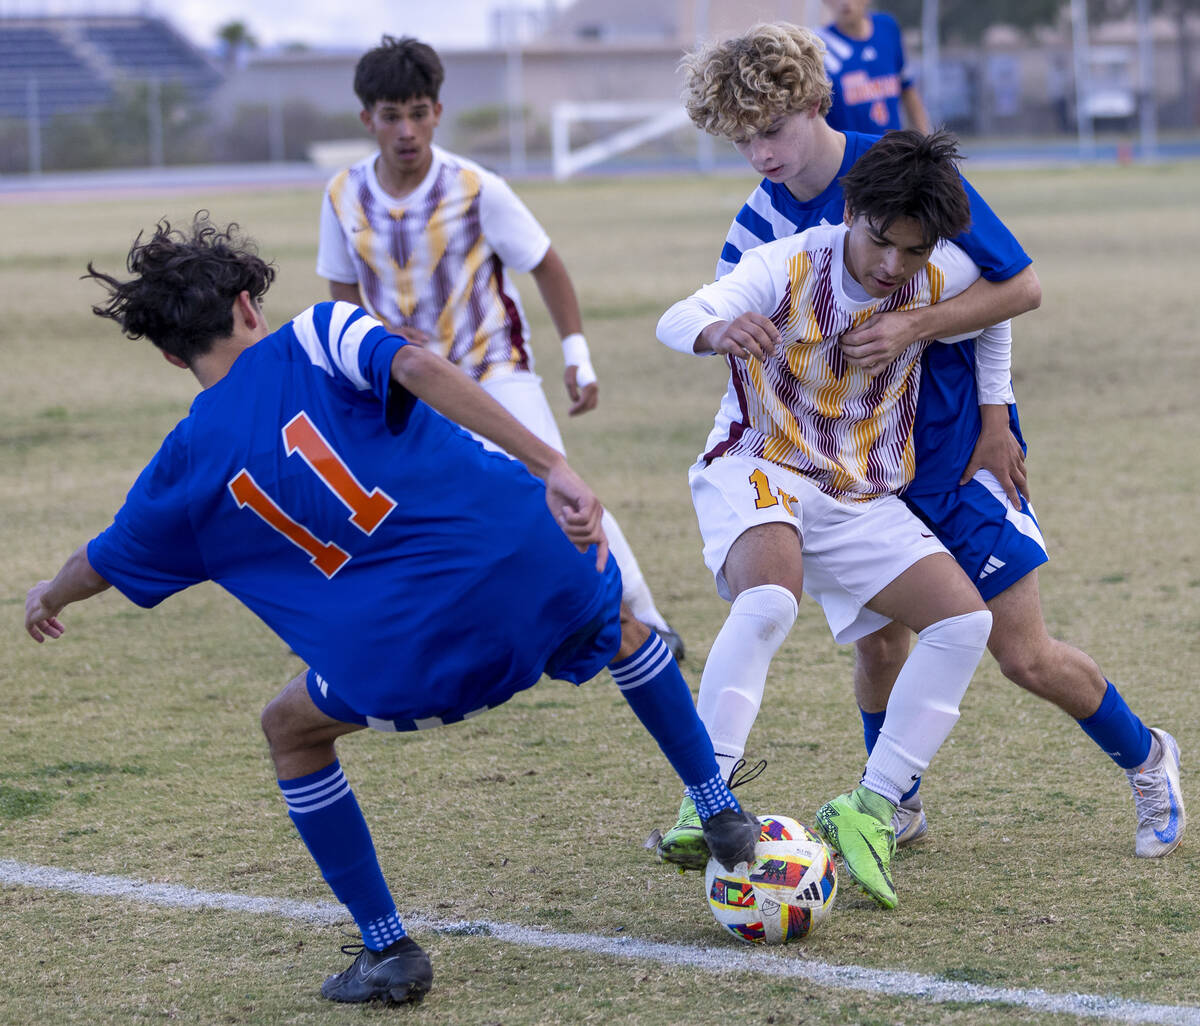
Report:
689,454,949,643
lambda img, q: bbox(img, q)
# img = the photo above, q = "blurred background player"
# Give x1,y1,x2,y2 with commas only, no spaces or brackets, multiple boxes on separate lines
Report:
656,22,1182,867
818,0,931,133
24,214,757,1007
317,35,684,659
657,130,1001,908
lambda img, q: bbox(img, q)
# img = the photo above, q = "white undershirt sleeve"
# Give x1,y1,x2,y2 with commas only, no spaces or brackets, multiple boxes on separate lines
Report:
657,248,781,355
972,319,1015,405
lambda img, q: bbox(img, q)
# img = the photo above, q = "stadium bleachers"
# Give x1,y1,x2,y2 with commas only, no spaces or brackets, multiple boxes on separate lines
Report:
0,16,219,120
83,18,221,94
0,24,112,117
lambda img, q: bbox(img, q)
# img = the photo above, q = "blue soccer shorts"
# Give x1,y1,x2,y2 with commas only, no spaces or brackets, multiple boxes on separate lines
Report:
903,468,1049,602
305,556,624,732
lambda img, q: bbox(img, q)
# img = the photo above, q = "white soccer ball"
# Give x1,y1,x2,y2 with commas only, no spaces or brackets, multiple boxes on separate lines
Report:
705,813,837,944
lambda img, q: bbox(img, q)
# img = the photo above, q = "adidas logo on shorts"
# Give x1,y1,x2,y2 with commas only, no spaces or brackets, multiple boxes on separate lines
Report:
977,556,1007,580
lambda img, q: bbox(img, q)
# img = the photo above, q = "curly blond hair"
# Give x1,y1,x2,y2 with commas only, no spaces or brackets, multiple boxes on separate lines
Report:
680,23,832,139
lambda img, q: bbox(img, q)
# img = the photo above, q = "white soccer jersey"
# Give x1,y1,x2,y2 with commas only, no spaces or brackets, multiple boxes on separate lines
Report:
317,145,551,382
658,222,1007,503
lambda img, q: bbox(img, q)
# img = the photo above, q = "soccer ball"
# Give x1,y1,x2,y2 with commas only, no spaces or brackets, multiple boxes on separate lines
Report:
705,813,837,944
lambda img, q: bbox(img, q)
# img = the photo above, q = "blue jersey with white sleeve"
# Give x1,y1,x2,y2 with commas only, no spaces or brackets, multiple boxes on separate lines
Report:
87,302,619,721
819,12,913,133
715,131,1031,497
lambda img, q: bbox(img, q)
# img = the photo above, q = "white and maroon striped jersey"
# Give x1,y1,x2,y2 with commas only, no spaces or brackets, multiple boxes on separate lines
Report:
658,222,1004,503
317,145,551,382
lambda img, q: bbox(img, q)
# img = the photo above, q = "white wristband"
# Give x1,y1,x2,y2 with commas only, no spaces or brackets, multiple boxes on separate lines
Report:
561,332,597,388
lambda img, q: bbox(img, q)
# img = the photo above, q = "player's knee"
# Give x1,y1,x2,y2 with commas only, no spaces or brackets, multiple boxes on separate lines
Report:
260,696,290,747
921,608,993,653
614,602,651,661
856,624,911,677
990,634,1061,697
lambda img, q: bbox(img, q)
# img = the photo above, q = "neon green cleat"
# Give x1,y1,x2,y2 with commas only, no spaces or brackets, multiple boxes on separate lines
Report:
815,786,898,909
656,795,709,871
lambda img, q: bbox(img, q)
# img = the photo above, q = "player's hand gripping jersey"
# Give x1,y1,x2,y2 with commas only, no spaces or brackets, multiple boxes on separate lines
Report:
86,302,619,722
658,223,1012,503
318,146,550,383
714,131,1032,497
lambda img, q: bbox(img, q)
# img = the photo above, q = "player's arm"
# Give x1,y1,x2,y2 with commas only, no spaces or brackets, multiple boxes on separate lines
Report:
839,265,1040,370
329,279,364,307
389,344,607,567
956,318,1028,502
25,544,111,643
529,247,597,417
658,248,782,360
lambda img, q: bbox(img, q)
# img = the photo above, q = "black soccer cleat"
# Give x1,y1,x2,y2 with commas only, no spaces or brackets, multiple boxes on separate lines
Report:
320,936,433,1005
654,623,686,662
701,807,760,872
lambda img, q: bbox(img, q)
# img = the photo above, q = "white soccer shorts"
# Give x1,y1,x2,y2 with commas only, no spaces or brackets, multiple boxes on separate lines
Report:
473,370,567,455
689,454,949,643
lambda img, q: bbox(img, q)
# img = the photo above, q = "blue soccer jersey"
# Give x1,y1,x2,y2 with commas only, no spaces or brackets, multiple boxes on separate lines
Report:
714,131,1031,497
819,12,913,133
87,302,620,721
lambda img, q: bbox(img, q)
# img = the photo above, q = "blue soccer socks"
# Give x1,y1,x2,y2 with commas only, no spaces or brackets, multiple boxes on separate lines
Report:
609,632,728,796
1077,680,1153,769
685,770,742,820
278,760,406,951
860,706,920,803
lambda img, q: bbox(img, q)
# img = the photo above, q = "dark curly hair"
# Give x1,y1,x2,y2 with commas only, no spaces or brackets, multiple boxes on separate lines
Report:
841,129,972,249
354,35,444,109
85,212,275,366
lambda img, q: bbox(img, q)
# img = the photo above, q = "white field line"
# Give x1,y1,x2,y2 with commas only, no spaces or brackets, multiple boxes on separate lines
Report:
2,858,1198,1025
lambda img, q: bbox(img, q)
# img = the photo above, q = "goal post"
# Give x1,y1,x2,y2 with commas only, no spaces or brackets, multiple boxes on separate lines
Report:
550,101,696,181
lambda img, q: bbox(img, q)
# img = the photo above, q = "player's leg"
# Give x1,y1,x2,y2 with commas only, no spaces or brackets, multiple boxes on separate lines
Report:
987,571,1185,857
478,372,682,656
261,672,432,1005
608,605,758,871
914,469,1184,856
600,508,684,658
802,492,990,908
853,622,927,846
658,457,805,869
880,469,1048,847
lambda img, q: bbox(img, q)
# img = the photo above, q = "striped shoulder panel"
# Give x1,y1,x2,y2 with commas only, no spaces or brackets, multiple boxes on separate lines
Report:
288,302,385,391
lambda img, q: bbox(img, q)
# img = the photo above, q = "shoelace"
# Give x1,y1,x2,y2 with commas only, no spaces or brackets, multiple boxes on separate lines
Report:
727,757,767,790
1127,763,1169,821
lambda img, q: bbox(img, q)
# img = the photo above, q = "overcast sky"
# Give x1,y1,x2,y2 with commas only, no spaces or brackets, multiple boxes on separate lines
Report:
150,0,529,51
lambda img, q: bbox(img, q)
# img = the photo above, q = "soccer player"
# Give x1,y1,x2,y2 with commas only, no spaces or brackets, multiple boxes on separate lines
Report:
23,214,758,1005
316,35,684,659
657,129,1004,908
656,22,1183,868
818,0,931,134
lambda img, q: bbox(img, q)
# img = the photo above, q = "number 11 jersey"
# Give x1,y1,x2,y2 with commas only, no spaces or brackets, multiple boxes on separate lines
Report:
87,301,618,721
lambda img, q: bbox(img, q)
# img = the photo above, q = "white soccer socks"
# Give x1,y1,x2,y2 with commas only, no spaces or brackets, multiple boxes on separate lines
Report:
696,584,799,781
601,509,671,633
862,609,992,804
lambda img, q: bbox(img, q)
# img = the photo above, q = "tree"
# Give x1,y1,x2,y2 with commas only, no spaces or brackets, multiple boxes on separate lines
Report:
887,0,1064,42
217,20,259,69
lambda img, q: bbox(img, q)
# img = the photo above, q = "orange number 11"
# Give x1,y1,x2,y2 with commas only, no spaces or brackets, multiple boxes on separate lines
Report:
227,411,397,579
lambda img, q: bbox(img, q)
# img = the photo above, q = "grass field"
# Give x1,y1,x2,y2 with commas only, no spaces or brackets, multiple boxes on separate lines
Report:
2,162,1199,1026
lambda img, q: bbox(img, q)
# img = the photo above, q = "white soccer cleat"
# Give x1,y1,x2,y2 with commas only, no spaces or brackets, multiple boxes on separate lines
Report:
892,794,928,848
1125,727,1185,858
